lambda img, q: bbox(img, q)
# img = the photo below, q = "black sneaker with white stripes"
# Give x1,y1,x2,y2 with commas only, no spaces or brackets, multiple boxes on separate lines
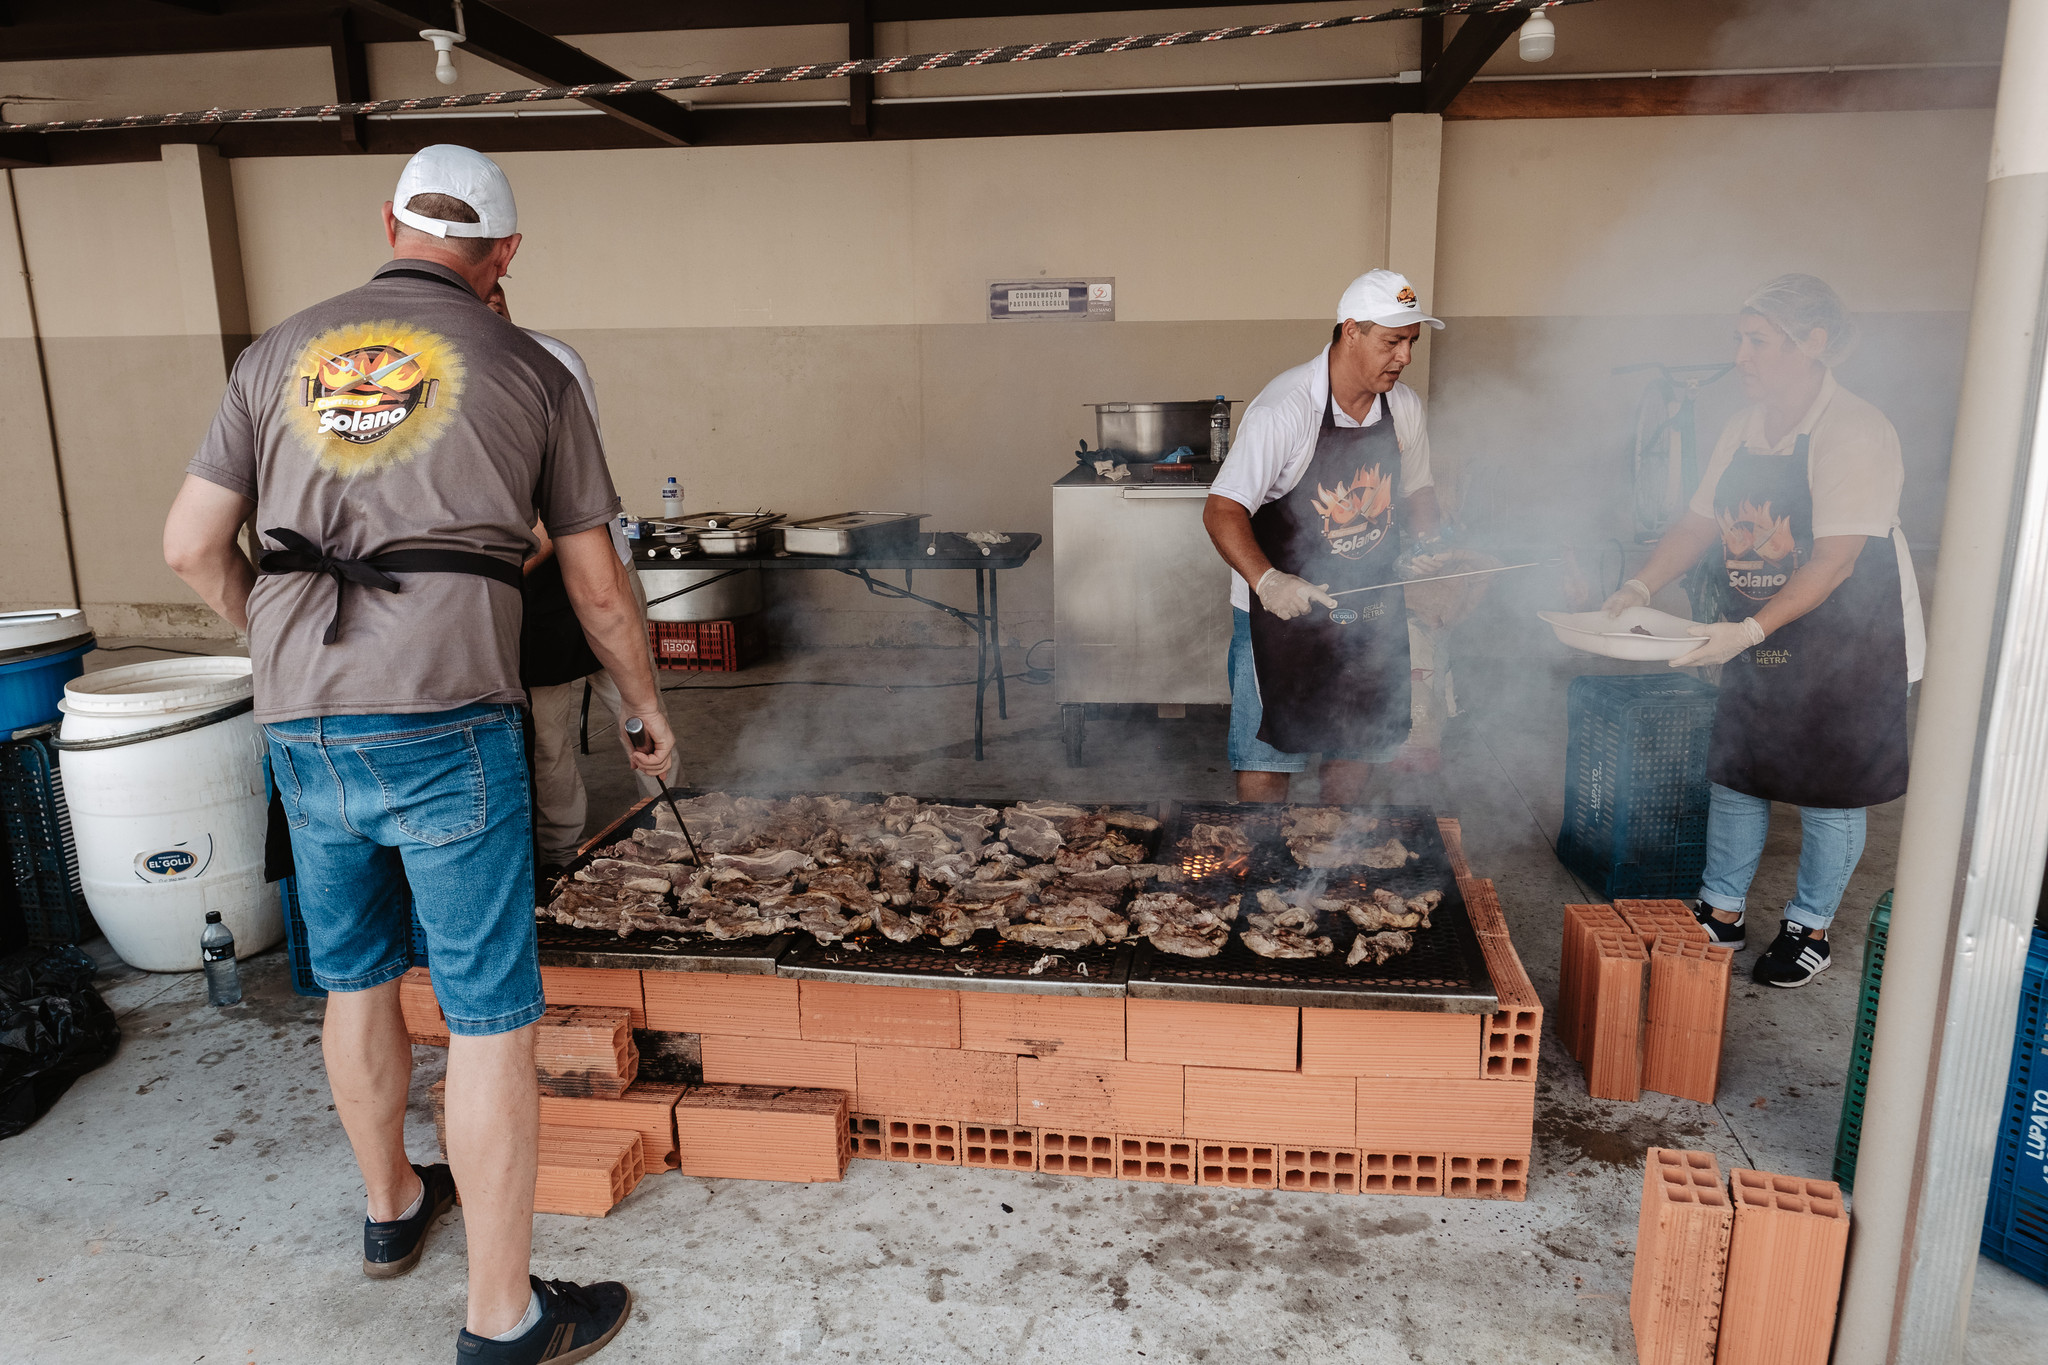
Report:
455,1276,631,1364
1753,920,1832,988
1693,901,1746,948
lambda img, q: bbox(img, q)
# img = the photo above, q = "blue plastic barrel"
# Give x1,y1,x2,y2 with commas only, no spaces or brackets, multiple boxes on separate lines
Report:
0,639,94,733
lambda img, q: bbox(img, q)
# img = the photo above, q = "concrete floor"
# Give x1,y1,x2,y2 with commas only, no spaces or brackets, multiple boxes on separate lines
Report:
3,637,2043,1363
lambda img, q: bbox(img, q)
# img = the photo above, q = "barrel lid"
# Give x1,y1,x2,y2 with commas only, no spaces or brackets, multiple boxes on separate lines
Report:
62,656,253,717
0,609,95,663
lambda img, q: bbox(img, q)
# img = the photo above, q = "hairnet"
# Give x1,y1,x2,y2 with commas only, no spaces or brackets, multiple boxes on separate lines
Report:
1742,273,1853,364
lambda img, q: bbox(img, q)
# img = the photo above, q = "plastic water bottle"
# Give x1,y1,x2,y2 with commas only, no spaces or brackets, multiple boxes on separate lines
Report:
202,911,241,1006
661,476,682,523
1209,396,1230,463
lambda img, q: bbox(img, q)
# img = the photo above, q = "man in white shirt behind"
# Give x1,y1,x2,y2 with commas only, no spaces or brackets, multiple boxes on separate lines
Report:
1204,269,1446,804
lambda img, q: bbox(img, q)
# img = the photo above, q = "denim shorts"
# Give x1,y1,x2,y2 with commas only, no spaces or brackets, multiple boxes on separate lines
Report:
1227,608,1403,772
265,703,543,1036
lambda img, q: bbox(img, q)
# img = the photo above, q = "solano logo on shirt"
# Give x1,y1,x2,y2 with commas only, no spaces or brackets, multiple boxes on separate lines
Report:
287,321,466,475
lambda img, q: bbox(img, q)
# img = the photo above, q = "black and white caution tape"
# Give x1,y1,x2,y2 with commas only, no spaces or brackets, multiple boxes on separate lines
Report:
2,0,1593,136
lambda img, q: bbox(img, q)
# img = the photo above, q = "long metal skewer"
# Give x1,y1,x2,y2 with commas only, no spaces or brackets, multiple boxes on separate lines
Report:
1326,558,1558,600
623,717,702,865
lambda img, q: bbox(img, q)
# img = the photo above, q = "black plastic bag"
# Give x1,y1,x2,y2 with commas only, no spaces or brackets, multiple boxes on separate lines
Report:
0,944,120,1138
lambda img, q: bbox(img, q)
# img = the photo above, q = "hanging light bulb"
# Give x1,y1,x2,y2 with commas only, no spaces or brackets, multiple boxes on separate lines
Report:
1518,11,1557,62
421,29,462,86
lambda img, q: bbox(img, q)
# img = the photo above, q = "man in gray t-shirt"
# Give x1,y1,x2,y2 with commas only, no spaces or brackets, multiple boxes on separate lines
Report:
165,145,656,1361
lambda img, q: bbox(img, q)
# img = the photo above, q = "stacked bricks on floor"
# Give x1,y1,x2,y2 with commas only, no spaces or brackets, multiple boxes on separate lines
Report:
673,1084,851,1183
429,1081,658,1216
1559,903,1651,1101
1560,901,1734,1106
1643,937,1735,1104
1716,1169,1850,1365
1630,1148,1733,1365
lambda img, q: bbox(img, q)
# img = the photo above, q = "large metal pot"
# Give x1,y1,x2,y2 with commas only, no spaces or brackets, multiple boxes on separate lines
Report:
640,567,763,623
1088,401,1230,463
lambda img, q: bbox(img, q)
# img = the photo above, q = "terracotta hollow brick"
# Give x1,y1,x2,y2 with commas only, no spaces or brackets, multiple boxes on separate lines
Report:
539,1083,685,1171
701,1034,857,1093
1198,1141,1277,1189
1630,1147,1732,1365
399,967,448,1046
1716,1169,1850,1365
534,1006,638,1099
1361,1151,1442,1196
855,1044,1016,1123
1642,938,1734,1105
1357,1077,1534,1153
1437,817,1473,880
1587,930,1649,1103
1038,1129,1119,1177
962,1124,1037,1172
1117,1134,1197,1184
884,1116,961,1164
1615,899,1709,951
1560,903,1629,1064
1460,877,1506,938
848,1113,888,1161
1184,1067,1357,1146
642,970,799,1039
958,991,1125,1060
1279,1146,1360,1195
1126,998,1299,1071
534,1124,645,1217
1301,1008,1482,1079
540,965,647,1028
1017,1055,1184,1135
801,980,960,1049
1443,1151,1528,1201
673,1084,850,1184
1475,930,1544,1081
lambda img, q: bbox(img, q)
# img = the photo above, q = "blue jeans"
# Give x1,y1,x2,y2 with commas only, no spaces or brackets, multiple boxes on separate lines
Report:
265,704,544,1036
1227,608,1403,771
1698,782,1867,932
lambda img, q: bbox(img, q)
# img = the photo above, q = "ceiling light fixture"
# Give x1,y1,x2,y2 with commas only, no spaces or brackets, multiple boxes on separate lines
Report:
1518,12,1557,63
421,0,468,87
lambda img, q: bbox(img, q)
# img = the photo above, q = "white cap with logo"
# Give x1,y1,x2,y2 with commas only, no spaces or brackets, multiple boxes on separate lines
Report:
391,144,518,239
1337,269,1443,330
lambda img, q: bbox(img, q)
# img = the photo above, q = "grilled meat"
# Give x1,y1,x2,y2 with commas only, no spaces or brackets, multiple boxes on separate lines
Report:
1000,811,1065,861
1186,822,1254,862
1128,891,1234,957
1003,920,1107,950
1347,929,1414,966
1103,810,1161,834
1242,928,1335,958
1011,800,1087,820
873,904,929,943
709,849,815,880
1358,837,1415,870
1243,888,1334,957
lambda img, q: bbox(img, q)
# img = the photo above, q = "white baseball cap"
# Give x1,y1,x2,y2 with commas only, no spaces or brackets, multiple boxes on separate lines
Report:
1337,269,1443,330
391,144,517,239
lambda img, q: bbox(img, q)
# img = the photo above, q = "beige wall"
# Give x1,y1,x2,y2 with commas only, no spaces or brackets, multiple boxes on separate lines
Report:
0,105,1995,647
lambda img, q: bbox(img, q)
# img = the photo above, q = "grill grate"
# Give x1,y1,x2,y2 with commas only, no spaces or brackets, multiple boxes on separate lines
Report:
1133,803,1495,1010
535,921,790,974
780,932,1132,996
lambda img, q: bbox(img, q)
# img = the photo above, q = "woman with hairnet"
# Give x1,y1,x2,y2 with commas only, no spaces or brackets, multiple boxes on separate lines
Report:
1605,274,1925,987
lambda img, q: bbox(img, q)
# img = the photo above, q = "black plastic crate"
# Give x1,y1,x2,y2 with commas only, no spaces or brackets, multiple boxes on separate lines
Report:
280,874,427,998
0,731,95,945
1556,673,1719,899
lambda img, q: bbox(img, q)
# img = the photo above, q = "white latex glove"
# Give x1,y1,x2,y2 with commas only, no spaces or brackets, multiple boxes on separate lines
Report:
1255,568,1338,621
1671,617,1765,668
1602,578,1653,616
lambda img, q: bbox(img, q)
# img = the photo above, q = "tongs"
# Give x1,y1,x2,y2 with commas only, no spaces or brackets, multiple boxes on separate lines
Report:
624,717,701,864
1324,559,1559,623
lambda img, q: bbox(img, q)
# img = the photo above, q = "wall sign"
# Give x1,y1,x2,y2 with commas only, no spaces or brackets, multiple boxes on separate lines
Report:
988,278,1114,322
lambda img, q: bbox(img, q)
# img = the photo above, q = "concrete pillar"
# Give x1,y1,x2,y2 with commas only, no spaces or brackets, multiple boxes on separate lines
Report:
161,143,250,376
1386,111,1443,398
1833,2,2048,1360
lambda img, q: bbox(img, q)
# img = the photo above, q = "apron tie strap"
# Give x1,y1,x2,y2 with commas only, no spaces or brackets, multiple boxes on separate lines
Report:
258,527,523,645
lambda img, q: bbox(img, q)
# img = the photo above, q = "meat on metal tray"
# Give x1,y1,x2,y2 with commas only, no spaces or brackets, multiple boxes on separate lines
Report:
1129,803,1498,1013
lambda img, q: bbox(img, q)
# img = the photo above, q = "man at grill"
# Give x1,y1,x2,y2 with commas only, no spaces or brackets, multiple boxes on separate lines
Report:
1204,269,1446,803
162,143,664,1363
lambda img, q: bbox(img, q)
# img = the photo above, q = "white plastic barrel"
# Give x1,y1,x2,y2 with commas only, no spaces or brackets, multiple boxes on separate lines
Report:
57,657,279,972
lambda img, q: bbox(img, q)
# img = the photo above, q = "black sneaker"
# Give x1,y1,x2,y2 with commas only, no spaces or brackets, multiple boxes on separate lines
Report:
1693,901,1746,948
456,1277,632,1363
1753,920,1832,988
363,1162,457,1279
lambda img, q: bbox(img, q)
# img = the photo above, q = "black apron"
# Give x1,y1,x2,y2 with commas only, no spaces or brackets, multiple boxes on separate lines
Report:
1247,388,1411,755
1704,435,1909,808
519,556,604,688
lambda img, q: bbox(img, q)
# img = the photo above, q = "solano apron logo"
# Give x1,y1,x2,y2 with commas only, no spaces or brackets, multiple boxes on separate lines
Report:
287,321,466,476
133,836,213,883
1311,462,1395,561
1719,497,1802,603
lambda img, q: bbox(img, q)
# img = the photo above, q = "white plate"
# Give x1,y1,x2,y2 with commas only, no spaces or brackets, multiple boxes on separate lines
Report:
1537,606,1704,662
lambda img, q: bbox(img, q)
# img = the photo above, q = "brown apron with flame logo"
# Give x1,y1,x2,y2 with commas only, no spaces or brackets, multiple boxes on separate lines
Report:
1247,388,1411,755
1705,436,1908,808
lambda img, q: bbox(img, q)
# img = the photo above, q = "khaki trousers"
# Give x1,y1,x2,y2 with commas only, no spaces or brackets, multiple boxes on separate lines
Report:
528,671,672,863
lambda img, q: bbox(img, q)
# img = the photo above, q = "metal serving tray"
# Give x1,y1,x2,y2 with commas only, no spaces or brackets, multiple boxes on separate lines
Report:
779,511,926,556
1128,803,1498,1012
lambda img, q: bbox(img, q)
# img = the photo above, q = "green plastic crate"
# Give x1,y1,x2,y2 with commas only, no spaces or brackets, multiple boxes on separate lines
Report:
1833,892,1892,1191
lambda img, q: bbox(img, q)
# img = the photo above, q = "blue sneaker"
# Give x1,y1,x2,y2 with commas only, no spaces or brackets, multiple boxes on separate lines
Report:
362,1162,456,1280
1753,920,1832,988
456,1277,633,1363
1693,901,1746,948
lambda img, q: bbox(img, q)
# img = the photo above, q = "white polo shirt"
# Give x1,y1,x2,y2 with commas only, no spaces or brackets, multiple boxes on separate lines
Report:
1689,370,1925,682
1209,344,1434,612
